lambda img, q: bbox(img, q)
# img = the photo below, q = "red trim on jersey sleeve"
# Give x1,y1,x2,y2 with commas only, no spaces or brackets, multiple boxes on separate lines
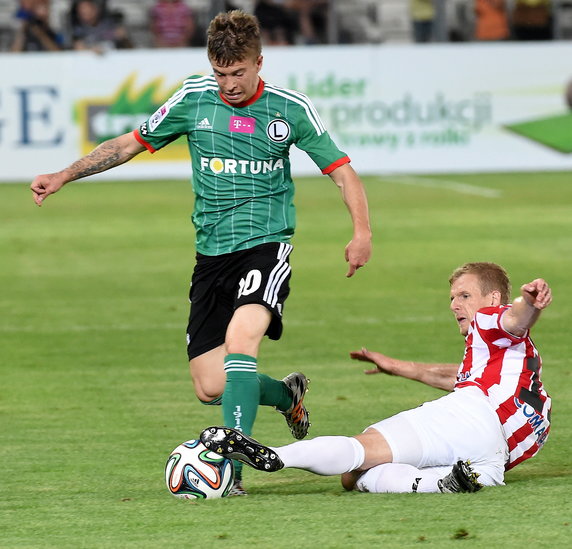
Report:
322,156,350,175
218,79,265,108
133,129,156,153
497,306,529,343
478,305,527,344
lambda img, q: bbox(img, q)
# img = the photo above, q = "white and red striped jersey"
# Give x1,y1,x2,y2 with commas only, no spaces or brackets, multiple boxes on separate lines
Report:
455,305,551,470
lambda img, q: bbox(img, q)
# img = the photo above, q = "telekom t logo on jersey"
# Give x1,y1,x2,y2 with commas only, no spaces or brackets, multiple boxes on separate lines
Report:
229,116,256,133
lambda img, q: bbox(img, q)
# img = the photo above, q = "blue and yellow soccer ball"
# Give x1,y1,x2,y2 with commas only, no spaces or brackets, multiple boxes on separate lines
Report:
165,439,234,499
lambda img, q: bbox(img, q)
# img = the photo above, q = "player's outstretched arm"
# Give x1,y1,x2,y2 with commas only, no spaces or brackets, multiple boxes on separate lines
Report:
328,163,372,277
31,132,145,206
350,348,458,391
501,278,552,337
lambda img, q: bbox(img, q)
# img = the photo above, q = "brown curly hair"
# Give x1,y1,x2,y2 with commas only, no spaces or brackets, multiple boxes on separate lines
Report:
207,10,262,67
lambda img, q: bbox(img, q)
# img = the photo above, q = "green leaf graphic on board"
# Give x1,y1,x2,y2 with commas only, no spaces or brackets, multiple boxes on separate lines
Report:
505,112,572,154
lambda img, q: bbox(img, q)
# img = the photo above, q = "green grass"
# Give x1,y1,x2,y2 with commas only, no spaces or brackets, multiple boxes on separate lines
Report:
1,172,571,548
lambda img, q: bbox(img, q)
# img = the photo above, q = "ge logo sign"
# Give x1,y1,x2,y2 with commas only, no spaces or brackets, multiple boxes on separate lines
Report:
266,119,290,143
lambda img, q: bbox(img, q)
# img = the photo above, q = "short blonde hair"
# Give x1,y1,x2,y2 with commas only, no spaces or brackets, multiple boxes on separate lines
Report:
449,262,511,304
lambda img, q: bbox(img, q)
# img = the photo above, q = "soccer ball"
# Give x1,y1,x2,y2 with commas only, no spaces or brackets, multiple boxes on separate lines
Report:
165,439,234,499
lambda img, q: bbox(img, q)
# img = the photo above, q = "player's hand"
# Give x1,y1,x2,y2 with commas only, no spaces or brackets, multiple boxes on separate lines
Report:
350,348,395,375
345,235,372,277
521,279,552,310
31,173,66,206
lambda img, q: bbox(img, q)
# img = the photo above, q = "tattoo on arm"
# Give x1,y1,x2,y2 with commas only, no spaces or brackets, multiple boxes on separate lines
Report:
68,139,134,180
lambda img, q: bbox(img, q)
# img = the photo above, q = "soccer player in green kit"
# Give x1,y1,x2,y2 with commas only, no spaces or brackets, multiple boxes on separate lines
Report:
31,10,372,495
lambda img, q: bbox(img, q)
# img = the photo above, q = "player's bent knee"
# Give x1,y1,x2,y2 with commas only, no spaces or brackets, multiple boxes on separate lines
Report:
191,379,224,403
199,395,223,406
194,386,223,403
189,354,226,403
224,341,255,356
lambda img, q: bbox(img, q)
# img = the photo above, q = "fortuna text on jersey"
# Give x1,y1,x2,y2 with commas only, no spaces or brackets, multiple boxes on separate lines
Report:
200,157,285,175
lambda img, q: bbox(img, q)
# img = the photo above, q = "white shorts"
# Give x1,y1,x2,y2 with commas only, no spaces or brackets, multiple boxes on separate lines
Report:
367,386,508,486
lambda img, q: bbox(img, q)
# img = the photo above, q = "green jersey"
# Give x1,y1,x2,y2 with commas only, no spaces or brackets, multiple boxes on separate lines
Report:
136,75,348,256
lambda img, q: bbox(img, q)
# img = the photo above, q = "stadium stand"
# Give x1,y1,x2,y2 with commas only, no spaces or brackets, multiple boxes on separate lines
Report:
377,0,412,43
552,0,572,39
331,0,385,43
0,0,15,50
1,0,570,52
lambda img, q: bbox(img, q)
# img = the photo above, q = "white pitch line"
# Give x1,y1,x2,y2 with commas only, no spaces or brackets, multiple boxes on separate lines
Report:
381,175,502,198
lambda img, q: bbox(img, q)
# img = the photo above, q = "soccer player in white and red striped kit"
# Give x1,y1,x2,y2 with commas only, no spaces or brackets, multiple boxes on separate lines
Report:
202,262,552,493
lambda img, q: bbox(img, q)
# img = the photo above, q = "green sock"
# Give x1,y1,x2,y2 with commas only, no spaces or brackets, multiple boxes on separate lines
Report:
258,373,292,411
222,354,259,436
223,354,259,484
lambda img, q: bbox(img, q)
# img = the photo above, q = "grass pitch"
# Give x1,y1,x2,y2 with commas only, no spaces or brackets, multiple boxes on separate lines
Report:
1,172,571,548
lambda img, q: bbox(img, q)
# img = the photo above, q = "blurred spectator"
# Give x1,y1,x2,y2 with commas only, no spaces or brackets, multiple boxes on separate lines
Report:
70,0,133,52
294,0,328,45
410,0,435,43
11,0,64,52
15,0,37,21
108,10,134,49
69,0,106,27
150,0,196,48
254,0,298,45
474,0,509,41
512,0,552,40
